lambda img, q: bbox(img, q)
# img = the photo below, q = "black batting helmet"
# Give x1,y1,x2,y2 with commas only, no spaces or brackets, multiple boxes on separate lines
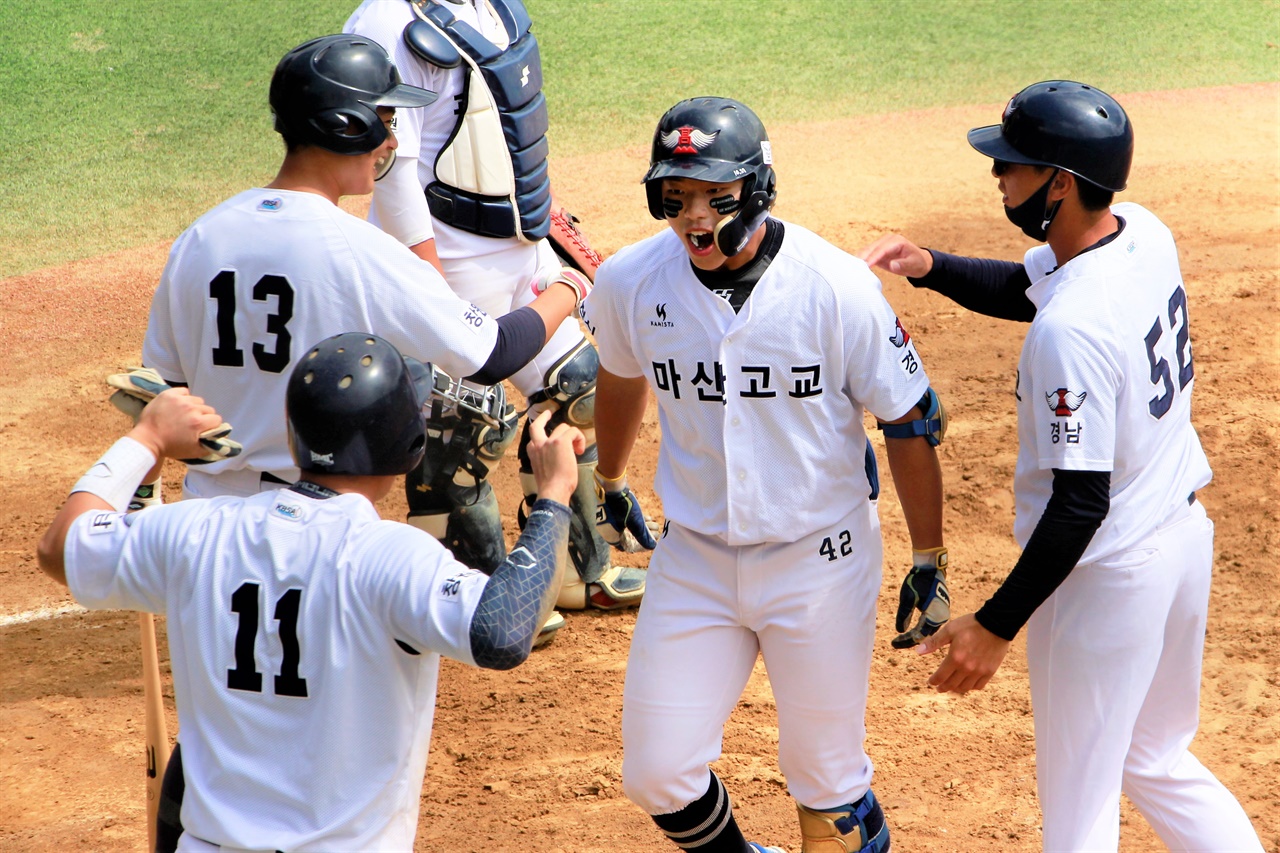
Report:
287,333,430,476
968,80,1134,192
269,34,437,155
642,97,776,221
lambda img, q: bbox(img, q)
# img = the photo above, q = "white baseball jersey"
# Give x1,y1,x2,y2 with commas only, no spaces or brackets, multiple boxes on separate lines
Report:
63,488,489,851
345,0,517,266
583,220,930,545
1012,202,1212,563
142,188,500,482
1007,205,1260,851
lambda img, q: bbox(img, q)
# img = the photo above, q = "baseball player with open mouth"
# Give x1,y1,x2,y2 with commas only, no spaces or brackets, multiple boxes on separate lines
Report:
584,97,952,853
861,81,1263,852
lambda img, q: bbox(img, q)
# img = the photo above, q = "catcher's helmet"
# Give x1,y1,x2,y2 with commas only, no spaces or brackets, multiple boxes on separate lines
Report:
968,80,1133,192
642,97,777,228
269,34,437,155
287,333,431,476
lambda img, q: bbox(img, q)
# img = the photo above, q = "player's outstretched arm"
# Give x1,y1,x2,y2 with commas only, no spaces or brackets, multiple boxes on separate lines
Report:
859,234,934,278
36,390,225,585
469,412,581,670
915,613,1012,694
882,401,950,649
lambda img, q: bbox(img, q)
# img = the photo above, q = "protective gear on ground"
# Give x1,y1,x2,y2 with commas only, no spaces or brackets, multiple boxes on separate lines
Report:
877,387,948,447
890,547,950,650
967,80,1133,192
286,333,430,476
270,34,437,155
405,369,518,572
406,0,552,241
106,367,243,464
643,96,777,257
797,790,890,853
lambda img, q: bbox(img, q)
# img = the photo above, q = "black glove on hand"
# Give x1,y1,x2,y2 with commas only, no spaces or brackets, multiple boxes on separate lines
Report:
594,473,658,553
891,547,950,649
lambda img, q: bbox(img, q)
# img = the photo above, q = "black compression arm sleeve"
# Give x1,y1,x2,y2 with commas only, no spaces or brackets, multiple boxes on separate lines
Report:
974,469,1111,640
908,250,1036,322
467,306,546,385
468,499,569,670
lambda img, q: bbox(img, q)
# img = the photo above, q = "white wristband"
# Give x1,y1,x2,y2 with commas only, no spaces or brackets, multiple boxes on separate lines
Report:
71,437,158,513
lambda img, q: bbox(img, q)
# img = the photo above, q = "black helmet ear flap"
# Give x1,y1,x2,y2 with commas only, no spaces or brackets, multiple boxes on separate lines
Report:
712,170,776,257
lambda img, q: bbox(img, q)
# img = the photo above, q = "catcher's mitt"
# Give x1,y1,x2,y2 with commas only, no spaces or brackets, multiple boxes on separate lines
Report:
106,367,243,464
547,198,604,281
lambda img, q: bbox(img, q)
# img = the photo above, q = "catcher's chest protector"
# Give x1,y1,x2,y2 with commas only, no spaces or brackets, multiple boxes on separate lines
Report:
407,0,551,242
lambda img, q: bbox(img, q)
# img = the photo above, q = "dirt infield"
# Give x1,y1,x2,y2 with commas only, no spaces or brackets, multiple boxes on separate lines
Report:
1,84,1276,852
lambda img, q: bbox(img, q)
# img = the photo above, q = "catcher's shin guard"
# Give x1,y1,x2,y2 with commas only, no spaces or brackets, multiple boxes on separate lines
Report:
552,457,646,610
406,393,518,573
517,339,646,609
407,480,507,572
796,791,889,853
520,457,645,609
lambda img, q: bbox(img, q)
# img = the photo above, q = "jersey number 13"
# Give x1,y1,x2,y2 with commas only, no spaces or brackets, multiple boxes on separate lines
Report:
209,271,295,373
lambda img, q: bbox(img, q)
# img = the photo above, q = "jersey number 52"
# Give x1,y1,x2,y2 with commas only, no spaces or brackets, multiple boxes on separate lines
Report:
1144,285,1194,420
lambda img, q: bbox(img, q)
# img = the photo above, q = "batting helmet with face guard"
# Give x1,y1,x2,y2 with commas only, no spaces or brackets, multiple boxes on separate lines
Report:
269,34,437,156
967,80,1134,192
287,333,431,476
643,97,777,256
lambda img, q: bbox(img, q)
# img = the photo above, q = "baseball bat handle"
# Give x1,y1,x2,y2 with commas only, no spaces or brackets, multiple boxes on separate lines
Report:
141,613,170,853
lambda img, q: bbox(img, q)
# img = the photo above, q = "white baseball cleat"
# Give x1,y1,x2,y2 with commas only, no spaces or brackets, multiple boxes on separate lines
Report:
532,610,566,648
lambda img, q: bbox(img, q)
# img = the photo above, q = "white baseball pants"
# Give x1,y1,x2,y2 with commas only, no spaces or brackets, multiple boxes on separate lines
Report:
622,502,881,815
1027,500,1262,852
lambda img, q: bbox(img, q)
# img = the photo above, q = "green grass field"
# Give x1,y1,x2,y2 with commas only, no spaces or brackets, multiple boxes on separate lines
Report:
1,0,1276,276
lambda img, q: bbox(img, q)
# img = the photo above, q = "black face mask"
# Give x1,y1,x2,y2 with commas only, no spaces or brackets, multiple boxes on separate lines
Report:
1005,168,1061,241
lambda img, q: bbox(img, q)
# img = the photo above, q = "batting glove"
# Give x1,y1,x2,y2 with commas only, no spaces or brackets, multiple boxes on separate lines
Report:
594,471,658,553
106,367,243,465
891,547,951,649
530,267,593,307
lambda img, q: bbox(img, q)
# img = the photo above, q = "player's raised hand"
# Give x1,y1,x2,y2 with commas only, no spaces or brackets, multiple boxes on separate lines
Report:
131,388,228,463
858,234,934,278
593,472,658,553
915,612,1012,695
525,410,585,507
891,547,951,649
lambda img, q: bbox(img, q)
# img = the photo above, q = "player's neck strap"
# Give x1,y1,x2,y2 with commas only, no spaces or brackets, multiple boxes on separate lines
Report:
291,480,340,500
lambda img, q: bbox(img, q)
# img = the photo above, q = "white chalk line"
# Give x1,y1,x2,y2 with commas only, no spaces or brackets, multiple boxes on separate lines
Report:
0,603,88,628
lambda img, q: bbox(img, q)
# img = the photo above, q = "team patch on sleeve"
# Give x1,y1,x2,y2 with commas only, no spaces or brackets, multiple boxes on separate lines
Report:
887,317,922,378
437,571,471,603
88,512,120,535
888,317,911,348
456,302,491,337
1045,387,1088,445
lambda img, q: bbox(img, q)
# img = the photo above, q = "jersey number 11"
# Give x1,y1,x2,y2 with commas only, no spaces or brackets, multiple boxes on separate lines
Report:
227,582,309,698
